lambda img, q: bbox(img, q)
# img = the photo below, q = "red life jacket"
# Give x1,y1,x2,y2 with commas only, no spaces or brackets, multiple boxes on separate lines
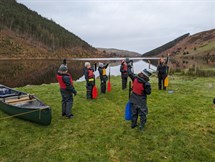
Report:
122,63,127,74
132,78,144,95
56,74,73,89
88,69,95,78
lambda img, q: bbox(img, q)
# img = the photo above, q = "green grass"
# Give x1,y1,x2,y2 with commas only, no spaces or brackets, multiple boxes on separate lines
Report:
0,76,215,162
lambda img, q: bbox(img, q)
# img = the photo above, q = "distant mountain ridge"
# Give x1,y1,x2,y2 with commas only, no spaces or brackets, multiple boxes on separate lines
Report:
0,0,99,58
143,33,190,57
97,48,141,57
142,29,215,61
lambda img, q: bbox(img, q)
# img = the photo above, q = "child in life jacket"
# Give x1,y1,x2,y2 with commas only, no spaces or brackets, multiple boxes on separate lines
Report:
120,59,128,90
128,66,152,131
98,62,109,93
83,62,95,99
56,64,77,119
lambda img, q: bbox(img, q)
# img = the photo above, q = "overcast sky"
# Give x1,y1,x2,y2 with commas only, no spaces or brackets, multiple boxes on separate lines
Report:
17,0,215,53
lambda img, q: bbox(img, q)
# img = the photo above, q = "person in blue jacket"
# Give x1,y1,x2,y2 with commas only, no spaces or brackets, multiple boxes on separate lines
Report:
128,65,152,131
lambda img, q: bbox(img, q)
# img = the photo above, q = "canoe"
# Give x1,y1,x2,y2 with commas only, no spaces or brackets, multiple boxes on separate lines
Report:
0,84,51,125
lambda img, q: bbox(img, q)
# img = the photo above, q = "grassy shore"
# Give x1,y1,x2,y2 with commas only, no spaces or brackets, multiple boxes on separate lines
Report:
0,75,214,162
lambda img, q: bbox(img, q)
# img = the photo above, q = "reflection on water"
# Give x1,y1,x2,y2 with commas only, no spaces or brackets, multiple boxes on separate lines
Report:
0,60,84,87
0,58,214,87
0,59,155,87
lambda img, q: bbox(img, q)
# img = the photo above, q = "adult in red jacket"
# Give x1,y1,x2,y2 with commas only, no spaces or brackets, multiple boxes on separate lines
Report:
56,64,77,119
128,66,152,131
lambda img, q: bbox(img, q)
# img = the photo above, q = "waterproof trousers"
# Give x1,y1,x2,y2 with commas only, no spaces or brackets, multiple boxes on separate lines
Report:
86,84,93,99
121,77,128,90
131,102,148,128
158,74,167,90
60,89,73,117
100,80,106,93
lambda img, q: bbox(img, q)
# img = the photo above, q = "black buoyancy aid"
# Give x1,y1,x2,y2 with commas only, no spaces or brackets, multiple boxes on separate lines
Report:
56,74,73,89
88,69,95,78
132,78,144,95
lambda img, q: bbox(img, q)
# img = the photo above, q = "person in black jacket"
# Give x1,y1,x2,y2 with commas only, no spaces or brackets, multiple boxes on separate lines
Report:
128,65,152,131
98,62,109,94
157,54,169,90
56,64,77,119
83,62,95,99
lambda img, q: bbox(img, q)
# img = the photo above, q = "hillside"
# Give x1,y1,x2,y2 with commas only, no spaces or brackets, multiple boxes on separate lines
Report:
143,29,215,62
97,48,141,57
143,33,190,57
0,0,100,58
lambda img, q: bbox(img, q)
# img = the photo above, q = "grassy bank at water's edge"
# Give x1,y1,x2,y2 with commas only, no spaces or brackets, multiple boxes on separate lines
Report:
0,76,214,161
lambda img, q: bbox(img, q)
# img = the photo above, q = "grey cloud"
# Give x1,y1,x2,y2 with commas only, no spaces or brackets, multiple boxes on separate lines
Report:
17,0,215,53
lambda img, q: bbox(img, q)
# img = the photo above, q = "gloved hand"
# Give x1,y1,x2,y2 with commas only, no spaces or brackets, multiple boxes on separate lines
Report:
73,90,77,96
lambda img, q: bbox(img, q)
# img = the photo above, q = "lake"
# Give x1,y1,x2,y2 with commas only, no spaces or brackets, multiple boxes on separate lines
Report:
0,59,155,87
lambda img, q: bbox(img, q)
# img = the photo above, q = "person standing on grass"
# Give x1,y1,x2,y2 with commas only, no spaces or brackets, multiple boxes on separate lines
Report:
128,65,152,131
83,62,95,99
56,64,77,119
98,62,109,94
120,58,129,90
157,53,170,90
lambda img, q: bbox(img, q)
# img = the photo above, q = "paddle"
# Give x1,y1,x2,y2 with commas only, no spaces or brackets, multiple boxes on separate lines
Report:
94,63,97,71
164,77,169,87
164,53,170,87
125,81,132,120
92,85,98,99
107,65,111,92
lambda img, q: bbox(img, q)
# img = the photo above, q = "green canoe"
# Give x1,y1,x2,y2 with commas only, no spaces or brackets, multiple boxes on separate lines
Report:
0,84,51,125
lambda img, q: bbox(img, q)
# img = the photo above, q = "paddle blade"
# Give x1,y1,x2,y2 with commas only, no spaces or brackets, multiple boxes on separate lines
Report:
164,76,169,87
92,86,98,99
107,81,111,92
124,101,132,120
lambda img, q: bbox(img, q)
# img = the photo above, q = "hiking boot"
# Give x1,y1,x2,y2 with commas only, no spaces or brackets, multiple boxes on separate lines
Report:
62,113,66,116
139,125,144,131
67,114,74,119
131,124,138,129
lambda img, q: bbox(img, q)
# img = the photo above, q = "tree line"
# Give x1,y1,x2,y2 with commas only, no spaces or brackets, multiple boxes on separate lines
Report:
0,0,94,51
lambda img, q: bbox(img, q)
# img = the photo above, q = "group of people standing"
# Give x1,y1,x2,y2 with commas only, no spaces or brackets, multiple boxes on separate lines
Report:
56,55,169,132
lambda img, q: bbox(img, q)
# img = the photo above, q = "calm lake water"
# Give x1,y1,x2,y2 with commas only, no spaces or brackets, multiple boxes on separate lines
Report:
0,59,155,87
0,58,214,87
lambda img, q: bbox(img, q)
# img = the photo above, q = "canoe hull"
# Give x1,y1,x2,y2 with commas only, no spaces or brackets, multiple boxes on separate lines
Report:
0,101,51,125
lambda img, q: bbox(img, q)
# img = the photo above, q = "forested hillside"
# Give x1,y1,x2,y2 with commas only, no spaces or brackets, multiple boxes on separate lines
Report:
0,0,99,58
143,33,190,57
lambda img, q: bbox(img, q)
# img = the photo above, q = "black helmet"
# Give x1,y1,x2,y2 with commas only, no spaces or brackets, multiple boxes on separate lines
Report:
141,69,152,78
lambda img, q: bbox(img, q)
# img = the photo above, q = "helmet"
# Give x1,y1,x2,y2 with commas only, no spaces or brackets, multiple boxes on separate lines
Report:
125,57,130,63
141,69,152,78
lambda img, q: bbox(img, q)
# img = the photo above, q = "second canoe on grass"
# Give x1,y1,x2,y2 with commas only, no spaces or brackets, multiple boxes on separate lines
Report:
0,84,51,125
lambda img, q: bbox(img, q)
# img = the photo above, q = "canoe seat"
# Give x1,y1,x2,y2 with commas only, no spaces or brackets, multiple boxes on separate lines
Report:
6,96,36,105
